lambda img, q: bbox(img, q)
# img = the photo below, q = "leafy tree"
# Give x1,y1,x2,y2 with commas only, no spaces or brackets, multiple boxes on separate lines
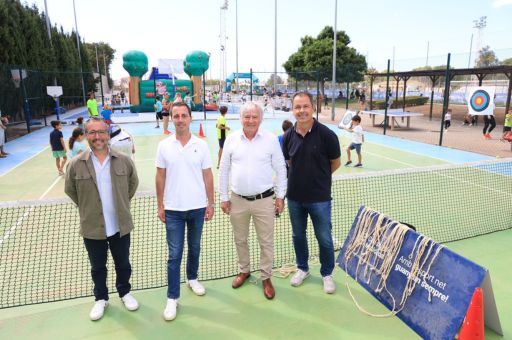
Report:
265,74,283,88
475,46,499,67
85,42,116,88
501,58,512,66
283,26,367,94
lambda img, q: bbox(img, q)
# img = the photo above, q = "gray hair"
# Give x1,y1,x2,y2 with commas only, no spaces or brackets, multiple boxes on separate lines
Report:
85,116,109,132
239,101,264,119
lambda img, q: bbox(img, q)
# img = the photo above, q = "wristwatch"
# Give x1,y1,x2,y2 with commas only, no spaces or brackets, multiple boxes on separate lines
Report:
208,203,215,208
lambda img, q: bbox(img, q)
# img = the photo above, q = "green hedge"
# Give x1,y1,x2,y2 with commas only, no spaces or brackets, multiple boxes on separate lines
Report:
371,96,429,109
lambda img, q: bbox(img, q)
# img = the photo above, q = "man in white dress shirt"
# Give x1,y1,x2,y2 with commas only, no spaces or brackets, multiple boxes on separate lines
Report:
219,101,287,300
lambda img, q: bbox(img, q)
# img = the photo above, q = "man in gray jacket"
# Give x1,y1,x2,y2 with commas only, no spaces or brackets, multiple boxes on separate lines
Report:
65,117,139,321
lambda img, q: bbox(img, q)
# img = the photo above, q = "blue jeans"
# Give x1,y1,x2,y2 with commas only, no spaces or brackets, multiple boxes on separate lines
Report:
165,208,205,299
287,199,334,277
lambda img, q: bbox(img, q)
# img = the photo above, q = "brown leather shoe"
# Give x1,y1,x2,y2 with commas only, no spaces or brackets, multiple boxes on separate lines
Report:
262,279,275,300
232,272,251,289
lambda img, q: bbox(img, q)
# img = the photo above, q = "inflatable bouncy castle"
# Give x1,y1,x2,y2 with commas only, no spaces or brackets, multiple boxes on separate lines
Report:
122,50,209,112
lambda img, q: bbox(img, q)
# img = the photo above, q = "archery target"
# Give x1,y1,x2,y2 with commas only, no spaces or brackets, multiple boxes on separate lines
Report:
467,87,495,116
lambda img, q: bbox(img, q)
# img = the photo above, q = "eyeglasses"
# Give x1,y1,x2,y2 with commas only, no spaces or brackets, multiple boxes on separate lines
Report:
86,130,108,135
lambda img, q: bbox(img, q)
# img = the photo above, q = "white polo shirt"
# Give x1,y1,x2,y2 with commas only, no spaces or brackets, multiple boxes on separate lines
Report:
155,134,212,211
90,151,119,237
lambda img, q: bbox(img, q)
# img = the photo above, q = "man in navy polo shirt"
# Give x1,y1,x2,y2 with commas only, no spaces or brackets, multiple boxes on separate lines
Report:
282,91,341,294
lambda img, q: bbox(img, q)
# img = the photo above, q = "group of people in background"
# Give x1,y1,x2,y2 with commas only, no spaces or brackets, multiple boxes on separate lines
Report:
155,92,192,135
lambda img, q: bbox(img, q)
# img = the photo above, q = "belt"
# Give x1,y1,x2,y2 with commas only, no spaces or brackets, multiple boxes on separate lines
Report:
237,188,274,201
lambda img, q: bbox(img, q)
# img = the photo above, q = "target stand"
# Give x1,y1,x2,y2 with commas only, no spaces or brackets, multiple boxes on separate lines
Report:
467,87,495,116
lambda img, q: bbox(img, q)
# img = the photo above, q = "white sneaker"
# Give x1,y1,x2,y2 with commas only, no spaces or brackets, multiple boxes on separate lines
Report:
121,292,139,311
187,279,206,296
323,275,336,294
89,300,108,321
163,299,178,321
290,269,310,287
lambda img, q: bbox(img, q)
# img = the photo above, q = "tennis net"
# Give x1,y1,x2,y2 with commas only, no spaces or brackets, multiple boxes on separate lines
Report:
0,158,511,309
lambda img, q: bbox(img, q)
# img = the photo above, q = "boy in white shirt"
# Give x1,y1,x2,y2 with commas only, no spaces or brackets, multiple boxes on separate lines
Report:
444,108,452,132
344,115,364,167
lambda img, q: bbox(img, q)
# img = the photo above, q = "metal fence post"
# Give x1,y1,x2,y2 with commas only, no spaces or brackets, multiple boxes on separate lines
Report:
439,53,451,146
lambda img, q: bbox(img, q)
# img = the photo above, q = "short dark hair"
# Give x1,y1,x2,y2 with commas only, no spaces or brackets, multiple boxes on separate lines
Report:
51,120,61,128
156,95,161,100
282,119,293,132
292,91,315,109
219,106,228,114
171,101,192,116
76,117,84,124
351,115,361,123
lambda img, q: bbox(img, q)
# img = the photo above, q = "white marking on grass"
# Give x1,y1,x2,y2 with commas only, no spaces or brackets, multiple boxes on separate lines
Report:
0,174,62,246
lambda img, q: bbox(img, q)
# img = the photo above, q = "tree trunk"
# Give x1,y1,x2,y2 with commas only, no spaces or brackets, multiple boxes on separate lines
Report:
128,76,140,105
191,76,202,104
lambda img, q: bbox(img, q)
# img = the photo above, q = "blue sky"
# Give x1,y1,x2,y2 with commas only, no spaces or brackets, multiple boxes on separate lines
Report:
26,0,512,80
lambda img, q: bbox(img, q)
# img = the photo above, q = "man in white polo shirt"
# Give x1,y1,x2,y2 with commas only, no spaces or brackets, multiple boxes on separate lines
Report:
219,101,287,300
155,102,215,321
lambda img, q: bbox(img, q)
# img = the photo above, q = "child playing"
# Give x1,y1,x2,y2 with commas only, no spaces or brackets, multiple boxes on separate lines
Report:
0,114,8,158
68,127,86,158
50,120,67,175
444,108,452,132
501,109,512,142
154,96,163,128
278,119,293,148
216,106,230,169
100,104,113,125
76,116,85,130
344,115,364,168
184,92,192,109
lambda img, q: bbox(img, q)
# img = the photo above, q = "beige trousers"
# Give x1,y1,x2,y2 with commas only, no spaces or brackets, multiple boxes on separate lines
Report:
229,194,275,280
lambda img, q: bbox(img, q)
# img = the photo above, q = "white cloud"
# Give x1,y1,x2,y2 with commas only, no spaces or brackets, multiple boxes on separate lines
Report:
492,0,512,8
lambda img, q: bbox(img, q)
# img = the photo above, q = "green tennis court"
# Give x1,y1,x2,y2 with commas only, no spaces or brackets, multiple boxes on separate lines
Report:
0,119,510,339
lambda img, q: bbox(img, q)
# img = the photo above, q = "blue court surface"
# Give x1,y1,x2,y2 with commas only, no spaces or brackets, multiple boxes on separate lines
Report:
0,114,492,178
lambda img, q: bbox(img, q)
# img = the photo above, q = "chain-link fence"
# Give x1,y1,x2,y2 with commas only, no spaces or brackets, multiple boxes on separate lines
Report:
0,62,101,140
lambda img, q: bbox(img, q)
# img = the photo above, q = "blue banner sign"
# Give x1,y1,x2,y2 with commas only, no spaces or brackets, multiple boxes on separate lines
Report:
337,206,490,339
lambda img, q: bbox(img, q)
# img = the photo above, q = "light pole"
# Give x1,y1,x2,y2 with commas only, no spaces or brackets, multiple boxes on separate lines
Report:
235,0,239,93
73,0,86,104
472,16,487,67
274,0,277,95
331,0,337,121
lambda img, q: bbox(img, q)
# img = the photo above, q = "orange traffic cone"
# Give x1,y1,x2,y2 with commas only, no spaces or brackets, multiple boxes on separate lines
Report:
459,288,484,340
199,123,206,137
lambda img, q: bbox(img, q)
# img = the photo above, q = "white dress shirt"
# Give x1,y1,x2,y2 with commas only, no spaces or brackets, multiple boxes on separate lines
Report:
90,151,119,237
219,128,287,202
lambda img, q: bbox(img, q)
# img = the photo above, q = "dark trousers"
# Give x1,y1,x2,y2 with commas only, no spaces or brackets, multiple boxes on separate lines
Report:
83,232,132,301
483,115,496,134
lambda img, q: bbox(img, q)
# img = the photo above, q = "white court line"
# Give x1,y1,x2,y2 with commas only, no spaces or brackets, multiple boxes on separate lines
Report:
364,150,511,198
0,174,62,246
0,146,50,178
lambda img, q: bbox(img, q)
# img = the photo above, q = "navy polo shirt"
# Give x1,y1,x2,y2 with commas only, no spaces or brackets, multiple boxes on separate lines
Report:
282,119,340,203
